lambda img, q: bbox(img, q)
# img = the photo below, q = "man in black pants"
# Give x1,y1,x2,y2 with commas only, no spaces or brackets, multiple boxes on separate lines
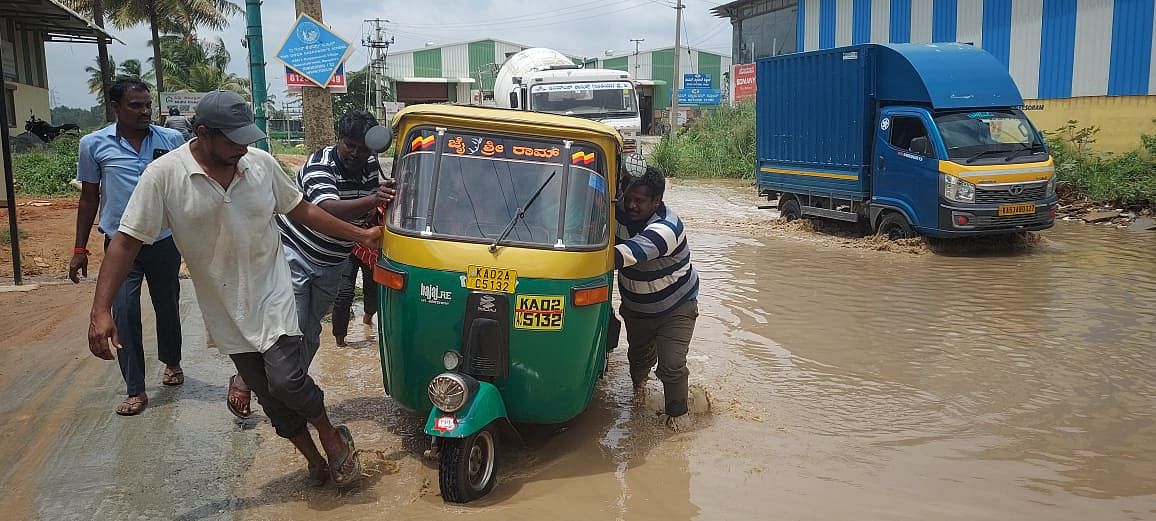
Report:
70,78,186,416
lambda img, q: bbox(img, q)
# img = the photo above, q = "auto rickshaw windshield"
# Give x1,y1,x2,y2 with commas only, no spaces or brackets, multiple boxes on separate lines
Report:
388,128,611,249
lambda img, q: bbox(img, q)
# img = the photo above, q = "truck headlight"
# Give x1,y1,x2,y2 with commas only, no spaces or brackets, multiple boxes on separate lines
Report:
1046,175,1056,197
428,373,470,413
942,174,976,203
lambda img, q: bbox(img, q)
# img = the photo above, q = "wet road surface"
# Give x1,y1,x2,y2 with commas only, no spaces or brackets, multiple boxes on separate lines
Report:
1,179,1153,520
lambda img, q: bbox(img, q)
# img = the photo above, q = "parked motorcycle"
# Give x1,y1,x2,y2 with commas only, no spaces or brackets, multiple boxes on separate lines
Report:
25,113,79,143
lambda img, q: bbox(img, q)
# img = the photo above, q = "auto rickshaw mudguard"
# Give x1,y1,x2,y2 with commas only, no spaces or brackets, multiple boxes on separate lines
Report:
423,380,507,438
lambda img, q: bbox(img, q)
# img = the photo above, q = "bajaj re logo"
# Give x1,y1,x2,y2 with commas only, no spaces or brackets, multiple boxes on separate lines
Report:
420,283,453,305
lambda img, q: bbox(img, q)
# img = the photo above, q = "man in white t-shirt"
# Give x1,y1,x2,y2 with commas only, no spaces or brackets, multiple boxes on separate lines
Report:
87,91,376,488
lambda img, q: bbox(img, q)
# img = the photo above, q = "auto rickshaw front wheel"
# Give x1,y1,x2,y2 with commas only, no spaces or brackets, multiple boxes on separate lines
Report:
439,423,498,503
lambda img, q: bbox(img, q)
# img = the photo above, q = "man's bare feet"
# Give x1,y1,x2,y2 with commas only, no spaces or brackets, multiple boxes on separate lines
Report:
335,336,347,347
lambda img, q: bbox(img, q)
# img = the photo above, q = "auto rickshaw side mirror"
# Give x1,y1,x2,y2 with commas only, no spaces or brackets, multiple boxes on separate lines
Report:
365,125,394,154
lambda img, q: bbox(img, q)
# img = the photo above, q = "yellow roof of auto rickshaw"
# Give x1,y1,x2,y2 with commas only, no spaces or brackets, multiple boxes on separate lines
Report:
390,104,625,148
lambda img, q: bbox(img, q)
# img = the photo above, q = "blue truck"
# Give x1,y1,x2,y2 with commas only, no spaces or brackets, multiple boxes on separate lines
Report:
755,43,1057,238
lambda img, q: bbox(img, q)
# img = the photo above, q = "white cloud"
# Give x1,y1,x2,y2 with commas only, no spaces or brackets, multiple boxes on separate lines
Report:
46,0,731,108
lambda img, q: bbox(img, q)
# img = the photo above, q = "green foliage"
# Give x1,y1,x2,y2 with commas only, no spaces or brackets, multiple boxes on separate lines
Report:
0,227,28,246
1045,120,1156,206
646,102,756,178
11,135,81,196
51,105,107,129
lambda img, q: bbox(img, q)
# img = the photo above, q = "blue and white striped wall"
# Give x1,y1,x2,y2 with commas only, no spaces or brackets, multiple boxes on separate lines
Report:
796,0,1156,99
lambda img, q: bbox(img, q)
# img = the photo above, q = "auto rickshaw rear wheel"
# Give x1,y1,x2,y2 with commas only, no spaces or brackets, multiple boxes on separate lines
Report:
439,423,498,503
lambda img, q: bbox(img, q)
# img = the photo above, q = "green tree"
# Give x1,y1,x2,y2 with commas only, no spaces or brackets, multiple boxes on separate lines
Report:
155,35,249,95
65,0,242,100
330,66,371,120
84,57,156,107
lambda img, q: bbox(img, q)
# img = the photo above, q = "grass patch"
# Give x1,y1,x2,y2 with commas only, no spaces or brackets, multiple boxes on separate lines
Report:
12,135,81,196
0,227,29,246
1046,120,1156,207
647,102,756,178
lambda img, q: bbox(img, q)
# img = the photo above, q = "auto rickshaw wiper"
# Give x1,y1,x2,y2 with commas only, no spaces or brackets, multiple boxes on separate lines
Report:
490,171,557,253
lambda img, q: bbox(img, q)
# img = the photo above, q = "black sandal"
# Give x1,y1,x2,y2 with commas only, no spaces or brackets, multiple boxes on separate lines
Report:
329,425,363,487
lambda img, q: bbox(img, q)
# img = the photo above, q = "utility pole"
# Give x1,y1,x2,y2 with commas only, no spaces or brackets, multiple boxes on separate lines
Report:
363,18,395,121
246,0,269,151
669,0,684,136
630,38,644,77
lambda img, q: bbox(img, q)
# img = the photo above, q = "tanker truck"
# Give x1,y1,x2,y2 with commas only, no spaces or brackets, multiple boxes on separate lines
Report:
494,48,642,153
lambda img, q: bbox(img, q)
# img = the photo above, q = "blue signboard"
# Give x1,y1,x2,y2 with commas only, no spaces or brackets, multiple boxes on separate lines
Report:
275,14,352,87
683,73,712,89
677,88,722,106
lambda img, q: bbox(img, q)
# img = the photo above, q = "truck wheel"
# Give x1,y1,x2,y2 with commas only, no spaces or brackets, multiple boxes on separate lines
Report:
876,212,914,240
779,197,802,222
439,424,498,503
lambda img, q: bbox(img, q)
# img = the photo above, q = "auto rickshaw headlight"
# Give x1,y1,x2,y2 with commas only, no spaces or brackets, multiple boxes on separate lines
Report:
428,373,471,413
442,350,462,371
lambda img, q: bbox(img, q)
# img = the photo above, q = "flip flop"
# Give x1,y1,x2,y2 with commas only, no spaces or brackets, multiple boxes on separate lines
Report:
329,425,363,487
227,374,252,419
162,367,185,386
115,394,148,416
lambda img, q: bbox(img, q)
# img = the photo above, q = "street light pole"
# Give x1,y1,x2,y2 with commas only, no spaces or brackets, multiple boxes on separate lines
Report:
630,38,644,77
669,0,684,136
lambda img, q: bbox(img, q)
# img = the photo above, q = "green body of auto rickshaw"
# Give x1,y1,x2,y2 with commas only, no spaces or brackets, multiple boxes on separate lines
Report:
372,104,623,502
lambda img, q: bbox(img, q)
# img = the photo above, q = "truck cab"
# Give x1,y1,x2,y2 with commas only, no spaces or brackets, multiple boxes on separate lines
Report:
755,44,1057,238
495,48,642,153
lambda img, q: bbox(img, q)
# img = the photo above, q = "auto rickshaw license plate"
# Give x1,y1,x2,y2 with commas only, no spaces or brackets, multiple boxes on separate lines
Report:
998,203,1036,216
514,295,565,330
465,265,517,293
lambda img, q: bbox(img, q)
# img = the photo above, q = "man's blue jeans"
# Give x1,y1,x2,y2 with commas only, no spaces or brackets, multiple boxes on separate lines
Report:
282,244,347,367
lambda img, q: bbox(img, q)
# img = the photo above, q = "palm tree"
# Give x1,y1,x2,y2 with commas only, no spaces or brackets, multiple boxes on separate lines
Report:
66,0,241,101
154,35,249,95
84,57,156,106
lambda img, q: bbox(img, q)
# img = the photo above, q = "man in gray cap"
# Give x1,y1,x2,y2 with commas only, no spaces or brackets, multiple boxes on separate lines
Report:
87,90,378,487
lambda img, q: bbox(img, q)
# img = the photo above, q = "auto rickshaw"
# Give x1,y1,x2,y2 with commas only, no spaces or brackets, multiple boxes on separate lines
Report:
373,104,623,503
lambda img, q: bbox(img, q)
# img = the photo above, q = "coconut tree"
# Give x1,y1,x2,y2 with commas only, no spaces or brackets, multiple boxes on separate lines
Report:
154,35,249,95
85,57,156,106
66,0,242,104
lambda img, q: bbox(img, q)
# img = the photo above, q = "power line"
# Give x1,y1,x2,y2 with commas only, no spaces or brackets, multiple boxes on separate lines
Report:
362,18,395,120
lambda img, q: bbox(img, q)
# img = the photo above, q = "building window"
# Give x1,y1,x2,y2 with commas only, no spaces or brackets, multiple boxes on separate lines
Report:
735,5,798,63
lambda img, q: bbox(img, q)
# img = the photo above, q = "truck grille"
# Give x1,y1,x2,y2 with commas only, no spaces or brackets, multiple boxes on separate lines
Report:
971,212,1050,228
974,184,1047,204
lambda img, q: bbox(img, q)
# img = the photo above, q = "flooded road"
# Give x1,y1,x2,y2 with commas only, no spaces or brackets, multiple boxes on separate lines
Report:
1,179,1154,520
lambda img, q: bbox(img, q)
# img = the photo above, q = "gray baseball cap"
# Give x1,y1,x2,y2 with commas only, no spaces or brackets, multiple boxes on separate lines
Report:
194,90,266,145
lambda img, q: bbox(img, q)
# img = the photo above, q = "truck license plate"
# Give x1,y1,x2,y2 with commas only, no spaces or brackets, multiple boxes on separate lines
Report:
465,265,517,293
998,203,1036,216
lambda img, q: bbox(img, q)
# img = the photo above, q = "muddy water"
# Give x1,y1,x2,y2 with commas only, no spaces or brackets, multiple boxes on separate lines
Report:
5,180,1154,520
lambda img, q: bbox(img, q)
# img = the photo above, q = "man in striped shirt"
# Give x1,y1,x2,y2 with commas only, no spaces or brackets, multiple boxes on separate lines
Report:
226,110,394,419
615,166,700,425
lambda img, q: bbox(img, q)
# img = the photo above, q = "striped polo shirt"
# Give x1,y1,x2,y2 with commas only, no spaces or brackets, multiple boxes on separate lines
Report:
277,145,381,267
614,203,700,315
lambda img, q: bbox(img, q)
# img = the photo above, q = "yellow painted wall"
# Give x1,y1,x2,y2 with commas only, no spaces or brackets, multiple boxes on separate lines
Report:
1023,95,1156,154
12,83,50,125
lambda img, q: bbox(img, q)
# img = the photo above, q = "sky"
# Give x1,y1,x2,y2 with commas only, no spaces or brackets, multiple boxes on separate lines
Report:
45,0,733,109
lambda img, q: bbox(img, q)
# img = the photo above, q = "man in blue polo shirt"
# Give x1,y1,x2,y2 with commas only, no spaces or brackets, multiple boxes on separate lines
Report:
70,78,186,416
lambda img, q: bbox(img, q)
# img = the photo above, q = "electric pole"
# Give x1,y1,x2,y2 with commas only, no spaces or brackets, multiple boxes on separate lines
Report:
630,38,644,77
669,0,684,136
363,18,395,121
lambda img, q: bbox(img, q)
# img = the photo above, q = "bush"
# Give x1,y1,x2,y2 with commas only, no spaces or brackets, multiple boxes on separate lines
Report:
1046,120,1156,206
12,134,81,196
647,102,756,178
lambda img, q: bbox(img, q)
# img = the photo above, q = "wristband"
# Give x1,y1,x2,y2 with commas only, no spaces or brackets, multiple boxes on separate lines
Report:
73,247,90,255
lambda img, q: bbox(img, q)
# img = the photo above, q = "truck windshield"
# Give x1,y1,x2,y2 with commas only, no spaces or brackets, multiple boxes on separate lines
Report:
387,129,610,249
530,81,637,119
934,110,1046,162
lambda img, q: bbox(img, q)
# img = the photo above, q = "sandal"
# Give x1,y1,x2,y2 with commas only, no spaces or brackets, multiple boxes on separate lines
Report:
329,425,362,487
227,374,252,419
162,366,185,386
115,394,148,416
